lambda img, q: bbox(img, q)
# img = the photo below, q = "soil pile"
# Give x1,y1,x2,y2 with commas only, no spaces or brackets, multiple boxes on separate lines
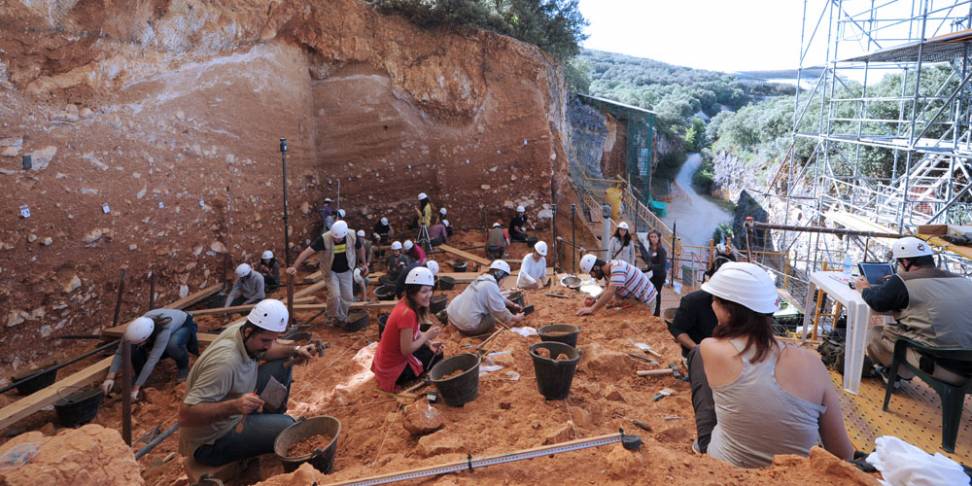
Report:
286,433,334,458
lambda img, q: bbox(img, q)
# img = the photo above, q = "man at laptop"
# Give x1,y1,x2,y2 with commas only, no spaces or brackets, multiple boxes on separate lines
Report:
856,236,972,387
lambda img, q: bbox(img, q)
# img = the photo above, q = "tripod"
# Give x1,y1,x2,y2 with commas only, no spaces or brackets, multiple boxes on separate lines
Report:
417,224,432,253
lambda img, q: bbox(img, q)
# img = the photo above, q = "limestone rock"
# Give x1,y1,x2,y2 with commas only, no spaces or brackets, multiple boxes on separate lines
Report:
253,463,324,485
402,400,443,436
417,429,465,457
6,309,27,327
63,275,81,293
29,146,57,171
41,237,53,246
82,228,104,244
577,342,627,377
604,443,645,479
604,386,626,402
210,241,228,254
542,422,574,444
0,137,22,157
0,424,144,485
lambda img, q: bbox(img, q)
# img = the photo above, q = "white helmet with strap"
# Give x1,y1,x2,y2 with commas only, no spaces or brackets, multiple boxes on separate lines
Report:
246,299,288,332
331,220,349,238
405,267,435,286
579,254,599,273
700,262,779,314
892,236,934,260
391,241,403,250
124,317,155,344
489,259,511,276
235,263,252,278
425,260,440,275
534,240,548,256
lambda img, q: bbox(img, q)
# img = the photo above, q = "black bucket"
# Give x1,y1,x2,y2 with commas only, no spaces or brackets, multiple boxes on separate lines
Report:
430,295,448,314
377,313,390,340
538,324,581,348
526,236,539,247
344,310,369,332
436,276,456,290
54,387,104,427
452,261,467,272
379,275,397,287
429,353,481,407
435,310,448,325
12,366,58,395
274,415,341,474
529,342,580,400
508,291,525,307
375,285,396,301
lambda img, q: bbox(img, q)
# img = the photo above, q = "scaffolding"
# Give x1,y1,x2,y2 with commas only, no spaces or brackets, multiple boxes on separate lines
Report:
759,0,972,283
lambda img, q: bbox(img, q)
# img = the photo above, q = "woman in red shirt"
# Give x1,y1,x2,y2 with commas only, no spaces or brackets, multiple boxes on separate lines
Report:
371,266,443,392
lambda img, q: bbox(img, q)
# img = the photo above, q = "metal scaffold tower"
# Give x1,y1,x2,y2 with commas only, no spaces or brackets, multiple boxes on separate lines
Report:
760,0,972,277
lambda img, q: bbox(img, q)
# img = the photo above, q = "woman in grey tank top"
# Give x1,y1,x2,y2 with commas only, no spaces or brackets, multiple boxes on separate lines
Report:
694,263,854,468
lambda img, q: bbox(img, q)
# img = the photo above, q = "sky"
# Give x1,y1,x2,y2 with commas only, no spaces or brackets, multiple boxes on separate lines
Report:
578,0,808,73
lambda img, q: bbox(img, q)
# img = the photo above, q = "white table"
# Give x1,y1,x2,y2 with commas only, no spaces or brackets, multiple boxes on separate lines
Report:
803,271,872,394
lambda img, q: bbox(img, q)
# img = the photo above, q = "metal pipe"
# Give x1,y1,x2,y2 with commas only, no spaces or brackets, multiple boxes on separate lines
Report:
749,221,902,238
121,341,133,446
670,222,678,285
111,269,127,330
280,138,294,324
571,204,577,273
0,340,119,394
134,423,179,460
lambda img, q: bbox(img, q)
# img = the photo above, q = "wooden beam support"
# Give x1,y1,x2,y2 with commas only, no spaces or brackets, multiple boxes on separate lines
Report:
438,244,491,266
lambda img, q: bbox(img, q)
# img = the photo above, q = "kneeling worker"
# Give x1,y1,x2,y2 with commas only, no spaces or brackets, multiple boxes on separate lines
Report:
516,240,548,289
225,263,265,308
576,254,657,316
179,299,320,467
486,222,509,259
372,266,444,392
446,260,525,335
102,309,200,400
258,251,280,290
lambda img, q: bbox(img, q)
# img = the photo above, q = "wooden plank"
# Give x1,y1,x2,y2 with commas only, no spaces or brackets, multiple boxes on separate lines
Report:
186,296,316,317
162,284,223,310
0,357,115,431
920,234,972,260
438,244,491,266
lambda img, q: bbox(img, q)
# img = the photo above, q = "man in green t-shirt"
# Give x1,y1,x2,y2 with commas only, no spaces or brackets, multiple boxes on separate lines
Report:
178,299,320,466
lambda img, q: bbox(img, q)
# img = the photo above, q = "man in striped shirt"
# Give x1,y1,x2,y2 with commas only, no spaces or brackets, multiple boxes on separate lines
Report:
576,254,657,316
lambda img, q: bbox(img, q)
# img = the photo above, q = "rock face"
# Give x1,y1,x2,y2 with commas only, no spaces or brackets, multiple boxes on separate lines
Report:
0,0,570,370
0,424,144,485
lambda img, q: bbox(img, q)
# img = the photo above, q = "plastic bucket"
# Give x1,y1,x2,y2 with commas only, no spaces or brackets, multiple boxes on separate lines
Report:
429,353,481,407
508,291,525,307
529,342,580,400
54,387,104,427
379,275,397,287
451,261,467,273
12,366,58,395
375,285,396,301
430,295,448,314
436,276,456,290
538,324,581,348
344,310,369,332
274,415,341,474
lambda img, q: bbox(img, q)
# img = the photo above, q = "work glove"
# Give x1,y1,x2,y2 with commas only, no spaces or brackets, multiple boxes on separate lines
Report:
100,379,115,395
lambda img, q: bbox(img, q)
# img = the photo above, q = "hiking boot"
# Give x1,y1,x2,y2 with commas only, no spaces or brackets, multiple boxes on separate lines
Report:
876,366,902,390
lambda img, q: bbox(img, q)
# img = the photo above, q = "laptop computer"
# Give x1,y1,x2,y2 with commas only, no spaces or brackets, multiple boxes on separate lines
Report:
858,262,895,285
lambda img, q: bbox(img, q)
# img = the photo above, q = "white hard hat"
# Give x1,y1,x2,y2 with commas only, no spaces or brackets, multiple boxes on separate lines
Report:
403,240,414,250
337,209,346,218
534,240,548,256
356,229,366,237
405,266,435,286
235,263,252,278
246,299,288,332
324,197,333,203
262,250,273,260
425,260,440,276
418,192,428,200
124,317,155,344
489,259,511,275
380,217,389,225
618,222,629,230
442,219,450,227
391,241,403,250
579,254,599,273
516,205,525,213
492,222,502,228
892,236,934,260
700,262,779,314
439,207,447,215
331,220,349,238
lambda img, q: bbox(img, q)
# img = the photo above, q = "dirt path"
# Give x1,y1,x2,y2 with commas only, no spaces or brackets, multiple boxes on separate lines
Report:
662,153,733,246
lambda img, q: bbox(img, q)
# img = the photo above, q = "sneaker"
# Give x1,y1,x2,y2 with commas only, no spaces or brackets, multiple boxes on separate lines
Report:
691,439,702,455
876,366,902,390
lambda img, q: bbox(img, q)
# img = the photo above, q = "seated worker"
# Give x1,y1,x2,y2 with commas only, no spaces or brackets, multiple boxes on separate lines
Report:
102,309,200,400
396,259,440,299
428,219,449,246
224,263,265,307
691,263,854,466
486,222,509,259
668,253,736,357
576,254,656,316
446,260,525,336
385,241,410,279
372,267,445,392
509,205,534,242
179,299,321,467
516,240,548,289
257,250,281,289
439,209,454,237
403,239,426,265
858,236,972,386
373,217,392,245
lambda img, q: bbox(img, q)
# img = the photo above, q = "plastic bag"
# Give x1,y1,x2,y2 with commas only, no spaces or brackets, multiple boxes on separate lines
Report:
0,442,40,469
866,436,970,486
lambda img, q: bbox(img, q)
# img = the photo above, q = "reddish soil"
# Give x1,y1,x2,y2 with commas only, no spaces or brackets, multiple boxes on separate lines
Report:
287,433,334,458
437,369,466,381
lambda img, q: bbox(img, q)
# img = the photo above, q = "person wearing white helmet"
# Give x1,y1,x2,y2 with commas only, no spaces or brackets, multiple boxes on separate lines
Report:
102,309,200,400
180,299,321,466
689,262,853,467
373,216,393,245
516,240,549,289
372,267,445,392
858,236,972,387
385,240,410,280
336,208,346,221
319,197,336,231
486,222,509,259
608,222,636,267
576,253,657,317
446,259,525,335
257,250,281,289
428,217,449,246
402,239,427,265
395,259,441,299
224,262,265,308
509,205,534,242
288,219,366,326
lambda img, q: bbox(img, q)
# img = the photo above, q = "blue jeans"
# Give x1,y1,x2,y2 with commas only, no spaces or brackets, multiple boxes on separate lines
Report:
132,318,199,376
193,360,295,466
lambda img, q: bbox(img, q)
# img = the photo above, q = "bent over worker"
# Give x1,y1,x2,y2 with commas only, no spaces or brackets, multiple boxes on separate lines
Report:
225,263,265,308
179,299,320,467
575,254,657,316
446,260,525,335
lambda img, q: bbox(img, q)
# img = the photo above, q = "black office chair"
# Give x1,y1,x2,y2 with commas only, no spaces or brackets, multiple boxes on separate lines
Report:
882,336,972,453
